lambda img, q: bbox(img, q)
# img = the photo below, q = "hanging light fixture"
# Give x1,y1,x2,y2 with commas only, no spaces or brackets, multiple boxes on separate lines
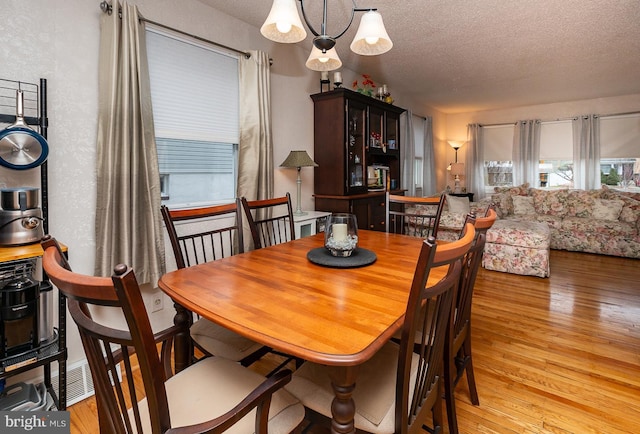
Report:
306,46,342,71
261,0,392,71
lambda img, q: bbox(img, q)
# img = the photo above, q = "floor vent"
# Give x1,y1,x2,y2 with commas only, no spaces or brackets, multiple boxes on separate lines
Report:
48,359,121,406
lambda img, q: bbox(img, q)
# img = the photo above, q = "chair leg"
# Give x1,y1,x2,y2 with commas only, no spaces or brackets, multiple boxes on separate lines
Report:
443,356,459,434
462,336,479,405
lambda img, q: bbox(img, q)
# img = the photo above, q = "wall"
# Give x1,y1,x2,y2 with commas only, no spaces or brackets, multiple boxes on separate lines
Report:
0,0,430,368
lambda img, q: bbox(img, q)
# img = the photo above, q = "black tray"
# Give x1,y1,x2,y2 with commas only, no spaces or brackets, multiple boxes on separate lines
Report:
307,247,377,268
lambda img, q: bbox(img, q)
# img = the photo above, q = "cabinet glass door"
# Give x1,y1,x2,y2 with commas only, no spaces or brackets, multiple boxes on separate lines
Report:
369,106,384,151
385,111,399,152
347,100,366,193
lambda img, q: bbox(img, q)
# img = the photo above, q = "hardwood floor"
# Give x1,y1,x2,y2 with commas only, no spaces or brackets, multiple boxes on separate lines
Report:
68,250,640,433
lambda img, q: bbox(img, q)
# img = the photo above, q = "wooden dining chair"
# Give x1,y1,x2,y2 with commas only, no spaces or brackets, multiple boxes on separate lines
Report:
444,207,497,434
41,235,305,434
240,193,295,249
285,224,476,434
161,201,268,367
386,193,446,238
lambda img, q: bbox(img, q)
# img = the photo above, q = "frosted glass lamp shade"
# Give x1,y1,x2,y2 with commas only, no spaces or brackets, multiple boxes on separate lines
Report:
306,46,342,71
350,10,393,55
261,0,307,43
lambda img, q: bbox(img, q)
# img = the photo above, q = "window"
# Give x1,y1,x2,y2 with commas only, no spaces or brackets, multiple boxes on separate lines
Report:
146,27,240,207
539,120,573,188
483,125,514,191
413,114,424,193
600,113,640,189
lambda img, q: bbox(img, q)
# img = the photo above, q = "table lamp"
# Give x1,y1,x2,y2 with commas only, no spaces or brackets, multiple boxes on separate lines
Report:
280,150,318,216
450,162,465,193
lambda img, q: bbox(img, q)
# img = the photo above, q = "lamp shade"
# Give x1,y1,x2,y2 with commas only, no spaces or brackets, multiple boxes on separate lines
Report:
261,0,307,43
305,46,342,71
350,10,393,56
280,150,318,168
447,140,464,150
450,162,465,176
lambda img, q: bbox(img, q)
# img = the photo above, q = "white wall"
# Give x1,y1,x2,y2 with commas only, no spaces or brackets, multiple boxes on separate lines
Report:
0,0,430,367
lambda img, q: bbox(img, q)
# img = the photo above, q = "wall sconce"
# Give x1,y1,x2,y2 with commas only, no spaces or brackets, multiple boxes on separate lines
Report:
280,150,318,216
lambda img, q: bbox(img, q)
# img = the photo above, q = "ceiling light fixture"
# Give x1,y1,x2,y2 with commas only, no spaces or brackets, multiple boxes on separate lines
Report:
261,0,392,71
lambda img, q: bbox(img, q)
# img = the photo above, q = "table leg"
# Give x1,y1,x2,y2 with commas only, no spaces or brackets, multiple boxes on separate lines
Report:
327,365,359,434
172,301,192,373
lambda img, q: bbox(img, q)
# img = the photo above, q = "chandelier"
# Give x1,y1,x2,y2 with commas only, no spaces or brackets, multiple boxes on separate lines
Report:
261,0,393,71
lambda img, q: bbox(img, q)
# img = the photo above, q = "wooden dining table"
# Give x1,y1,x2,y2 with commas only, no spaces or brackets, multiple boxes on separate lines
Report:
158,230,447,434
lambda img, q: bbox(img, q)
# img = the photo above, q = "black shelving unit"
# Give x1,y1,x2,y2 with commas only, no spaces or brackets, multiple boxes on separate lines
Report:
0,78,67,410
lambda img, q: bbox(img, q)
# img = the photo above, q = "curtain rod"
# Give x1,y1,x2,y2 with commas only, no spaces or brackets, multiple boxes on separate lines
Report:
478,110,640,128
99,1,251,59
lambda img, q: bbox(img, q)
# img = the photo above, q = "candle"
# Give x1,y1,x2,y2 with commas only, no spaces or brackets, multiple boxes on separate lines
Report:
321,71,329,81
332,223,348,242
333,71,342,84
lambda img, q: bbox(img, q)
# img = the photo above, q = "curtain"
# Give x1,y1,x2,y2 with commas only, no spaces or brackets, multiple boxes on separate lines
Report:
423,116,436,196
466,124,486,200
573,115,600,190
401,111,416,195
237,51,273,250
512,120,541,186
95,2,165,285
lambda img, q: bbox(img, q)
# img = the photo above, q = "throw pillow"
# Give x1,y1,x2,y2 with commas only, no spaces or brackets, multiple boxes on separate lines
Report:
592,199,624,221
446,195,470,214
512,195,536,215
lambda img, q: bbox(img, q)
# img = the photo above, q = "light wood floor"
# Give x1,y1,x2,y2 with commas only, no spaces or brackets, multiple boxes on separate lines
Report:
68,250,640,434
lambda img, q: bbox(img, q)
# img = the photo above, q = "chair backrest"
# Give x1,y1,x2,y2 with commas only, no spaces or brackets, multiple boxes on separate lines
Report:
241,193,295,249
386,193,446,238
161,200,244,269
395,224,475,433
42,236,173,433
451,207,496,352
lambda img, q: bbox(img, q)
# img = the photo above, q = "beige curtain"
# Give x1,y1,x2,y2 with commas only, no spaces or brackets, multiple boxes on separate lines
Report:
95,2,165,285
237,51,273,250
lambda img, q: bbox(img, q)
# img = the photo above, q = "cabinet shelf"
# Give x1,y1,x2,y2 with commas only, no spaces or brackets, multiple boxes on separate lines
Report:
0,78,67,411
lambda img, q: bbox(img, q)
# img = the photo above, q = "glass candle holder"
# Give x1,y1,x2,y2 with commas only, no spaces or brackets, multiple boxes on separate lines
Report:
325,213,358,257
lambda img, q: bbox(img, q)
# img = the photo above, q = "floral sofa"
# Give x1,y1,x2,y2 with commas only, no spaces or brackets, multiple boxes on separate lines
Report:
436,185,640,259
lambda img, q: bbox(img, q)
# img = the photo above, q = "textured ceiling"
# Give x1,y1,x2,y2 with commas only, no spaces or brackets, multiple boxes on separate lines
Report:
198,0,640,114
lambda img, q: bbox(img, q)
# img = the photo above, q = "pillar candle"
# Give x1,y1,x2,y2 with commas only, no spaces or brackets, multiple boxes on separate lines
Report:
334,71,342,84
332,223,348,242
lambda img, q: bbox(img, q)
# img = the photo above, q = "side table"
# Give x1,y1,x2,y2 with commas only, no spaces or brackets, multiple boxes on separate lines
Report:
291,211,332,239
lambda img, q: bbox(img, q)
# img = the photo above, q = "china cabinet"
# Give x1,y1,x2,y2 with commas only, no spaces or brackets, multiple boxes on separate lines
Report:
311,88,405,231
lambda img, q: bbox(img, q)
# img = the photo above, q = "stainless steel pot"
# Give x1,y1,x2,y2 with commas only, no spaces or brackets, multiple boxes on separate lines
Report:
1,187,39,211
0,208,44,246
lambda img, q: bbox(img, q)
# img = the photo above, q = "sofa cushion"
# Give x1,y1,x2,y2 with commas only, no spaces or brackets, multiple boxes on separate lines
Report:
564,190,597,217
531,189,569,217
446,194,470,214
486,219,550,249
512,195,535,215
491,183,530,218
599,189,640,225
561,216,636,237
592,199,624,221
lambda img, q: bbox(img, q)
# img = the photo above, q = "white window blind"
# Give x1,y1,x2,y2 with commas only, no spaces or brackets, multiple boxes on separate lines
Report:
540,120,572,159
600,113,640,158
483,125,513,161
146,27,239,143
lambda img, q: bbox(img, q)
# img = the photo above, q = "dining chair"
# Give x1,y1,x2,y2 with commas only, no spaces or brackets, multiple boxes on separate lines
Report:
41,235,305,434
386,193,446,238
240,193,295,249
161,201,268,367
444,207,497,434
285,224,476,434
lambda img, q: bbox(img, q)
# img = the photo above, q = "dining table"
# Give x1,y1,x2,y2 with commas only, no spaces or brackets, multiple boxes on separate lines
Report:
158,229,447,434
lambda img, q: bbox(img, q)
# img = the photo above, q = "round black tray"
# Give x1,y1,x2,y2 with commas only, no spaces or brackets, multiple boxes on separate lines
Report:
307,247,377,268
